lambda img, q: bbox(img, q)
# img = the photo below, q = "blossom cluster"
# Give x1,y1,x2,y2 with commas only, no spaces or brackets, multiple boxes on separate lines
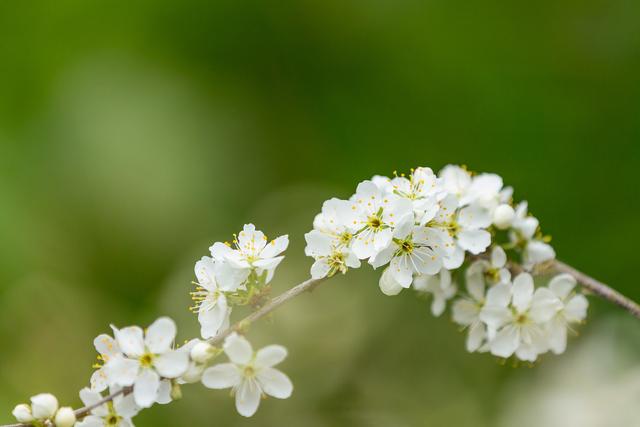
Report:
305,165,588,360
8,165,592,426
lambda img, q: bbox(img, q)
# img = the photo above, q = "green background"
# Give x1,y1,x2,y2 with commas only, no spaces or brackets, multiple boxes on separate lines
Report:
1,1,639,426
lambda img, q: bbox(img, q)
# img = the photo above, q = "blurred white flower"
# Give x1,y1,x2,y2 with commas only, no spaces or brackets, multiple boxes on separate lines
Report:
201,333,293,417
510,202,555,269
413,269,457,316
305,230,360,279
545,273,588,354
91,333,122,392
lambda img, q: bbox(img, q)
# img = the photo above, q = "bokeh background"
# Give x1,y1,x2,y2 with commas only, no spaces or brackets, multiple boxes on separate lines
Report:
1,1,639,426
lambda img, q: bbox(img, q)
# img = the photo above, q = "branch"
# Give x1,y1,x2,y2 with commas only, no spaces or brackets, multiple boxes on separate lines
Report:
2,277,326,427
552,260,640,319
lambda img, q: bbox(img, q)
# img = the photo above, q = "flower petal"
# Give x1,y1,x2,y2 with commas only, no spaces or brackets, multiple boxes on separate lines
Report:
235,379,262,417
512,273,534,313
257,367,293,399
104,355,140,387
154,350,189,379
255,345,287,368
93,334,120,358
260,235,289,259
564,294,588,322
145,317,176,354
490,325,520,358
457,229,491,255
113,326,145,358
491,246,507,268
223,333,253,364
548,273,576,300
133,369,160,408
201,363,241,389
79,388,109,417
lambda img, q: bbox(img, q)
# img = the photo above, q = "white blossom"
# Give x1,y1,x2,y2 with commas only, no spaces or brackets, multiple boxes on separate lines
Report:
439,164,472,201
466,246,511,286
192,257,231,339
305,230,360,279
104,317,189,408
91,332,122,392
480,273,561,361
210,224,289,289
510,202,555,269
413,269,457,316
452,267,489,353
76,387,140,427
369,217,445,288
545,273,589,354
348,180,414,259
201,333,293,417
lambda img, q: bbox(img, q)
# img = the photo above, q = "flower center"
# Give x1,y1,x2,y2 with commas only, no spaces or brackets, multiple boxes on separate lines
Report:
400,239,414,254
106,414,121,426
367,216,382,230
515,314,529,325
339,232,353,245
243,365,256,378
139,352,155,368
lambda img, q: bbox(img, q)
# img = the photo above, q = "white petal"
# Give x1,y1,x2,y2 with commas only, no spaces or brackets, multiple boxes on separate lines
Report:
389,257,413,288
548,273,576,300
491,246,507,268
485,283,511,307
260,235,289,259
458,205,492,229
564,294,588,322
310,259,331,279
154,350,189,378
431,296,446,317
373,228,393,251
512,273,534,313
194,257,218,291
235,379,262,417
145,317,176,354
223,333,253,365
90,368,109,392
442,245,465,269
104,355,140,387
529,288,561,323
466,322,486,352
379,268,404,296
304,230,332,257
79,388,108,417
452,299,480,326
523,241,555,268
134,369,160,408
255,345,287,368
257,367,293,399
113,393,140,419
93,334,120,358
368,245,395,269
215,261,250,291
547,318,568,354
479,306,512,329
490,325,520,358
457,229,491,255
75,416,104,427
201,363,241,389
114,326,145,358
515,342,541,362
155,379,172,404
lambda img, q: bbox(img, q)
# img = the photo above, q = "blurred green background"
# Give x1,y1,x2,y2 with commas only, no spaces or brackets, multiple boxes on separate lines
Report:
1,1,639,426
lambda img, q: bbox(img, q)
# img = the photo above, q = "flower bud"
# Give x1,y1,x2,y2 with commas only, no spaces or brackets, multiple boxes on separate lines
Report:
30,393,58,419
12,404,34,422
54,407,76,427
190,342,215,363
493,204,515,229
379,268,403,296
170,382,183,400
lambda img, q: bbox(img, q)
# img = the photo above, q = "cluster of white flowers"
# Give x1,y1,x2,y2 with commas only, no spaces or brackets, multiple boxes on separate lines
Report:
8,166,594,426
12,393,75,427
306,165,587,361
